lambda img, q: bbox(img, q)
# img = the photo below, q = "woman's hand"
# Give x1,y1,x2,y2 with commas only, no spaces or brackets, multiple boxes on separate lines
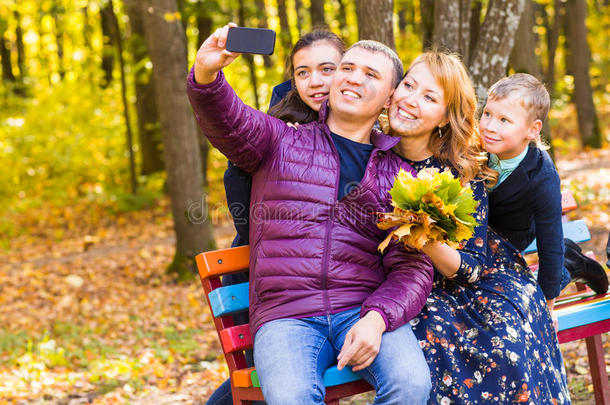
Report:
194,23,240,85
421,240,461,278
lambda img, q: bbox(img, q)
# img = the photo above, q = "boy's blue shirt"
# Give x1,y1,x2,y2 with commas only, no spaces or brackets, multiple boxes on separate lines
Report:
488,147,529,189
488,144,565,299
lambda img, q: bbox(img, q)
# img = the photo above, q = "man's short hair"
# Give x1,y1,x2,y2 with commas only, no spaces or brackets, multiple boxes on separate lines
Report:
347,40,403,88
488,73,550,124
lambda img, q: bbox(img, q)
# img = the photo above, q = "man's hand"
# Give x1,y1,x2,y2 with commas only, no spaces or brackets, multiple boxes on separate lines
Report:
337,310,386,372
194,23,240,85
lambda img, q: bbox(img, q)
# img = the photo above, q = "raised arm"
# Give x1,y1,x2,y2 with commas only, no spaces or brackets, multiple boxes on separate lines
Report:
187,23,289,173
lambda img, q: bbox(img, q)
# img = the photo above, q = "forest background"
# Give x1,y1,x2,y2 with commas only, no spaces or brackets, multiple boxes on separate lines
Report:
0,0,609,404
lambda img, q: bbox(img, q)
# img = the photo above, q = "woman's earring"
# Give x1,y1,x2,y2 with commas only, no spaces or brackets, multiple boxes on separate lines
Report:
438,126,443,138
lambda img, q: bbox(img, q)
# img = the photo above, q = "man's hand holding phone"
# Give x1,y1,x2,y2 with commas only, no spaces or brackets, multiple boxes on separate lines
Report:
194,23,240,85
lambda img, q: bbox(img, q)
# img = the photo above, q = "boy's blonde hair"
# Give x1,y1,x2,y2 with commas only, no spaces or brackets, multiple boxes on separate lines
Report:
488,73,550,125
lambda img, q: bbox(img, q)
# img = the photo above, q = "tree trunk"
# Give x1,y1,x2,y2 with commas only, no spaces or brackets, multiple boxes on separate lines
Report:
111,0,137,193
254,0,272,68
277,0,293,53
565,0,602,148
469,0,482,63
81,1,94,83
142,0,216,278
356,0,395,50
397,7,407,36
469,0,525,108
311,0,327,28
537,0,562,160
0,20,15,83
100,1,115,87
197,12,214,187
294,0,303,35
420,0,434,50
125,0,164,176
509,0,540,76
432,0,472,64
542,0,562,97
238,0,260,110
52,8,65,79
14,11,25,80
335,0,348,36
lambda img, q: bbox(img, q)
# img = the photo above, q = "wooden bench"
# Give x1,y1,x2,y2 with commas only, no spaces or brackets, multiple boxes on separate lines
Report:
196,246,372,405
525,191,610,405
196,190,609,404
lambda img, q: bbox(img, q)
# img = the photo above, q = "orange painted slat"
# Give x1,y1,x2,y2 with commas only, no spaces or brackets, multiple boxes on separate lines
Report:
233,367,255,387
220,324,253,353
196,245,250,279
561,191,577,213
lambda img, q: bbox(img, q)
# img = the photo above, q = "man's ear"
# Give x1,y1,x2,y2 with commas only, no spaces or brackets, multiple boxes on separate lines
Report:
528,119,543,140
383,88,395,109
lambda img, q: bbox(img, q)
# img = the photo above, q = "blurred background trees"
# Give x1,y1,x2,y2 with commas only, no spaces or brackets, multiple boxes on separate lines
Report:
0,0,608,277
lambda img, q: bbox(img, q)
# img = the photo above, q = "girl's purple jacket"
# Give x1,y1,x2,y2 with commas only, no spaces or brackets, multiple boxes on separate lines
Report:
187,69,433,335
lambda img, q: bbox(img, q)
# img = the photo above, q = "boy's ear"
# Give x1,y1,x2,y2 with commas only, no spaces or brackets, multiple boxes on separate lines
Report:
528,119,543,140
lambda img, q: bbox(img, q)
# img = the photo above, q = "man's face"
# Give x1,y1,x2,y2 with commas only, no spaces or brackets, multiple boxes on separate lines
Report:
328,47,395,121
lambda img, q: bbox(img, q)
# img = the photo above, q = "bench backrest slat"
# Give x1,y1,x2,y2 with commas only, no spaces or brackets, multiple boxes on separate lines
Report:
523,219,590,254
561,191,577,214
556,298,610,331
220,324,253,353
209,282,250,317
196,245,250,279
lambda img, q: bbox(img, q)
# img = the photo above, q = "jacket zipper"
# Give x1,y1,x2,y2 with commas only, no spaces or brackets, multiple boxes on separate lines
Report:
321,130,341,315
321,131,384,315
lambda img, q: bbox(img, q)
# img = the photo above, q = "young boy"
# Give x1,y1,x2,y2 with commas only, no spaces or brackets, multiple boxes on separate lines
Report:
480,73,608,312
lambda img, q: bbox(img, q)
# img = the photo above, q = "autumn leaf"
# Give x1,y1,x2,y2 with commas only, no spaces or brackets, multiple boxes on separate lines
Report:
378,168,479,252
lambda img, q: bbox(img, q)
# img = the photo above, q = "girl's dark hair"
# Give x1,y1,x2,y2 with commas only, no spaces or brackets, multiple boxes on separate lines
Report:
268,30,345,123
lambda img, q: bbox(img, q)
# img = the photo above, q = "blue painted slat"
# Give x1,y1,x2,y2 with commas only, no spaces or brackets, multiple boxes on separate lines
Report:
523,220,590,254
556,298,610,331
208,282,249,317
251,365,362,388
322,365,362,387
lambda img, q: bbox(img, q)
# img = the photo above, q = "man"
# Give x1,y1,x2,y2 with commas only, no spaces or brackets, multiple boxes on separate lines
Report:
188,23,433,405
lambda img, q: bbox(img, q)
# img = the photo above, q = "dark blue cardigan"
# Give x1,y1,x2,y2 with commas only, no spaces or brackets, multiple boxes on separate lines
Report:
488,144,564,299
223,80,292,247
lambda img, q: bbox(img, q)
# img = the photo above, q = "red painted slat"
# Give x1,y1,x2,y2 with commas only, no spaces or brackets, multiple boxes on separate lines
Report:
557,318,610,344
220,324,253,353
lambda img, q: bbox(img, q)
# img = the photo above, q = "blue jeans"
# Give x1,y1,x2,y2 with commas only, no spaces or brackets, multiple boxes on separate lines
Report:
559,265,571,291
253,307,431,405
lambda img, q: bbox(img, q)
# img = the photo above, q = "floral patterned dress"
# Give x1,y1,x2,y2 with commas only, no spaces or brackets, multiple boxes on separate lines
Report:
405,156,570,405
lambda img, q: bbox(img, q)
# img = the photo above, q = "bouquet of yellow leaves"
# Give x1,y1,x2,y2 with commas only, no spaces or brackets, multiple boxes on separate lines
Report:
377,167,479,252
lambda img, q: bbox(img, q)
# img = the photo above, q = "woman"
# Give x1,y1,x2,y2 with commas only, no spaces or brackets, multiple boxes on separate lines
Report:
208,30,346,405
387,51,570,404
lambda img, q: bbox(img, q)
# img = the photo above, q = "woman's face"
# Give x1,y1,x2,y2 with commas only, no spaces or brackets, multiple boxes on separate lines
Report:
293,41,343,112
389,62,448,139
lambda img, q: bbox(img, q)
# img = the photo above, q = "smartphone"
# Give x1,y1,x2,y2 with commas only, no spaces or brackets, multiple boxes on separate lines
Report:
226,27,276,55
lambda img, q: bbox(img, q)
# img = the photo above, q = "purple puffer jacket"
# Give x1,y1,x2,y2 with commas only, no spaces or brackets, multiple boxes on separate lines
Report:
187,69,433,334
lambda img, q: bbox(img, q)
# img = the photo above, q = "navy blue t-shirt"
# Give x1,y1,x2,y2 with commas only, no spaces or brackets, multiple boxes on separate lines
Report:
330,132,373,199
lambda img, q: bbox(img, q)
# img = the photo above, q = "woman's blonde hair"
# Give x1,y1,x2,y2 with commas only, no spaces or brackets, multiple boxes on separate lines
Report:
406,51,497,186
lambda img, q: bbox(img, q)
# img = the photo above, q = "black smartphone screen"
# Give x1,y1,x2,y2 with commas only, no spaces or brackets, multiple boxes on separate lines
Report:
226,27,276,55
